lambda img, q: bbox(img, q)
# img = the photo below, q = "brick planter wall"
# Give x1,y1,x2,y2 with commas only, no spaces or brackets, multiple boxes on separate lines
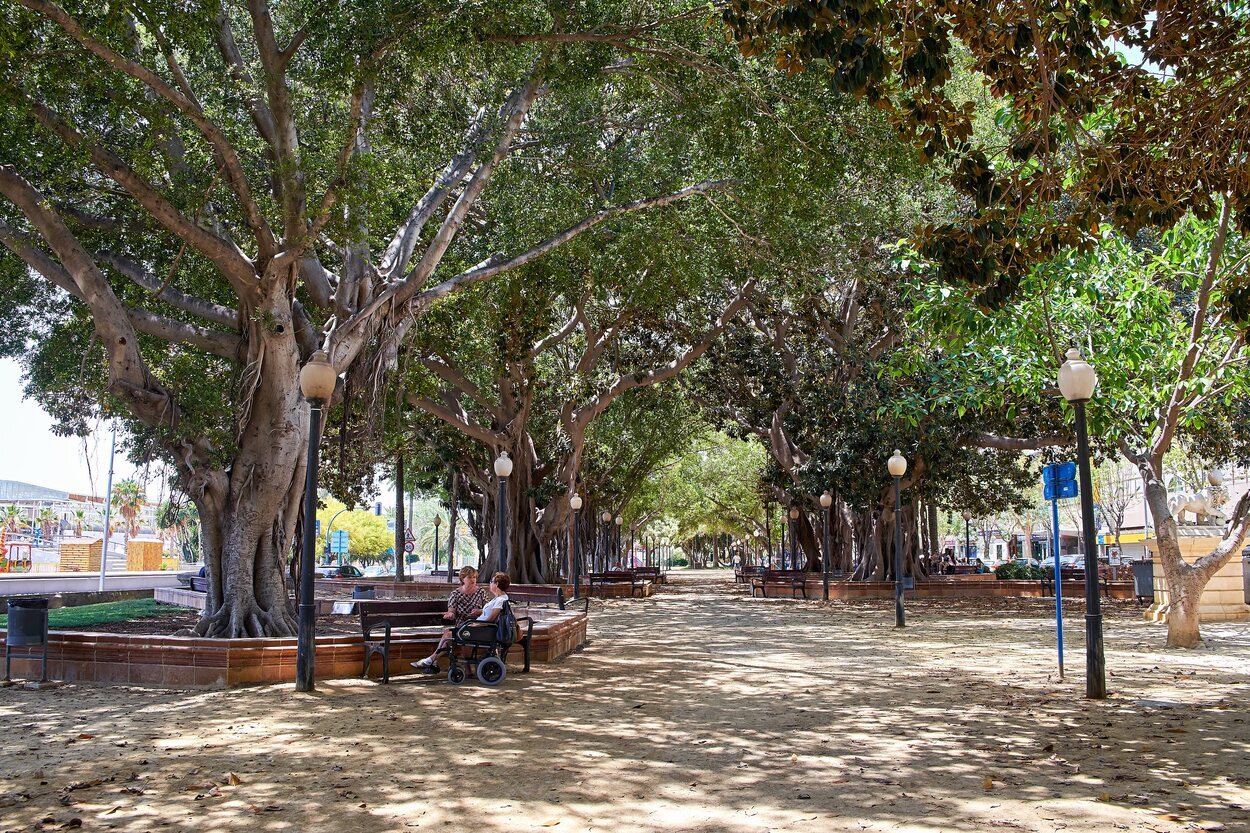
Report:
0,608,587,688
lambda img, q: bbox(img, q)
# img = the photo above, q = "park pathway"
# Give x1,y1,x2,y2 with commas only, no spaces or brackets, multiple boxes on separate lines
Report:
1,569,1248,832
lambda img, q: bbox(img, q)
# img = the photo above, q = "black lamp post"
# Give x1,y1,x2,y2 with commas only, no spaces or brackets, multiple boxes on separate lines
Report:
614,515,623,568
600,511,612,572
820,491,832,601
962,509,973,564
569,493,582,599
432,513,442,575
296,350,337,692
494,451,513,577
1059,348,1106,699
787,507,799,570
888,449,908,628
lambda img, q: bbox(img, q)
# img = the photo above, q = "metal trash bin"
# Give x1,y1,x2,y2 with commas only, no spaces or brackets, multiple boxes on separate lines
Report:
352,586,376,600
1243,550,1249,605
4,597,50,683
1131,560,1154,602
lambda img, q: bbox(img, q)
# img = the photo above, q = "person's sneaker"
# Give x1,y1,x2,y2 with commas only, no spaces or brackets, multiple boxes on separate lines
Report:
411,658,437,672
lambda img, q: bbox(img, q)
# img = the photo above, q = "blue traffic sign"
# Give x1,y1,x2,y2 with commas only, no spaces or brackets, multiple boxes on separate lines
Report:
329,529,350,554
1042,462,1078,500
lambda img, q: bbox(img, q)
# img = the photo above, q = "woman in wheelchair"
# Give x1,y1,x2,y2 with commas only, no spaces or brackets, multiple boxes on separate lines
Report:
413,572,510,672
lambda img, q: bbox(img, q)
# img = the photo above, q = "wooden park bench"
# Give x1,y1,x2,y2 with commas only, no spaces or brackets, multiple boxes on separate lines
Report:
587,570,647,597
188,575,210,594
1041,566,1111,598
735,564,766,584
750,569,809,599
507,584,589,612
358,598,538,683
631,566,665,585
358,599,448,683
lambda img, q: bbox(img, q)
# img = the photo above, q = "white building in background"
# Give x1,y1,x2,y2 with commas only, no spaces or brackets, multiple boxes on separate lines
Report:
0,479,158,536
947,464,1250,566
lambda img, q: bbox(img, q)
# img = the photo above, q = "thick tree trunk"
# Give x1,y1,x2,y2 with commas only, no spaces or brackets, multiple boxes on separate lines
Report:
188,299,303,638
1141,468,1250,648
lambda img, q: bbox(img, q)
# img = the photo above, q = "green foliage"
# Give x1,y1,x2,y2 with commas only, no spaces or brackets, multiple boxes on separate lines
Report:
315,497,392,563
994,562,1042,581
726,2,1250,321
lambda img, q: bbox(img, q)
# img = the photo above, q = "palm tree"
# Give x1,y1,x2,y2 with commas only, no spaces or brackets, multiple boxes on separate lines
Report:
3,505,26,533
72,508,87,537
35,508,57,540
111,480,144,537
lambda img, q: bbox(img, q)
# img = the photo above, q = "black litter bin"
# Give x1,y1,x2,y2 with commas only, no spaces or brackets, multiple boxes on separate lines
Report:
4,597,49,683
352,586,376,600
1131,560,1154,603
1242,550,1249,605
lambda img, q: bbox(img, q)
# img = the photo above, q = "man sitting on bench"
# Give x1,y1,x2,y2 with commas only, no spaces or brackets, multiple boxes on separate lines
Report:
413,572,511,673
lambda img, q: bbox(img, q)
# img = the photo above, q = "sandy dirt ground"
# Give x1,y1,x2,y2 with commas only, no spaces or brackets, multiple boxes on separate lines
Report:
1,569,1248,833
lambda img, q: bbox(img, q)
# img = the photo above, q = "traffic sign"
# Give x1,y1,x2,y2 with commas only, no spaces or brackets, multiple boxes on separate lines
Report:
1042,461,1078,500
329,529,350,554
403,541,414,554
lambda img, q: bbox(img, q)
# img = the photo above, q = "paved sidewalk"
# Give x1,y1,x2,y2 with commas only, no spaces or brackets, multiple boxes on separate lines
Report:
1,569,1247,832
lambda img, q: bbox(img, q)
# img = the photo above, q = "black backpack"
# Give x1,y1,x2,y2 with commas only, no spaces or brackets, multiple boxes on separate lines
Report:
495,600,518,646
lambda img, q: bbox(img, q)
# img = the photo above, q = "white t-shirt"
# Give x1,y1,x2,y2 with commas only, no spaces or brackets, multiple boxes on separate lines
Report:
477,593,509,621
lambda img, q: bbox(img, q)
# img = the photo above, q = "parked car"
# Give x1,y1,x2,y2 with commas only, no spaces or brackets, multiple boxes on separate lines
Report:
362,565,389,578
315,564,364,580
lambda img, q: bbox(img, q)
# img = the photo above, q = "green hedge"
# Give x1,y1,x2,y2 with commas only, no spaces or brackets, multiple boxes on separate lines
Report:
994,563,1044,581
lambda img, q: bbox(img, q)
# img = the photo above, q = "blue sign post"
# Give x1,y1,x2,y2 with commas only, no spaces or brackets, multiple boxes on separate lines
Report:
1042,462,1078,679
329,529,349,566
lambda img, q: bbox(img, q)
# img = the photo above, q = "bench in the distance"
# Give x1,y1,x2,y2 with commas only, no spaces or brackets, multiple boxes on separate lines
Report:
750,569,809,599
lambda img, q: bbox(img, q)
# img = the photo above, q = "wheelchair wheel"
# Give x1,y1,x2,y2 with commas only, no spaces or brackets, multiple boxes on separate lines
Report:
448,664,466,685
476,656,506,687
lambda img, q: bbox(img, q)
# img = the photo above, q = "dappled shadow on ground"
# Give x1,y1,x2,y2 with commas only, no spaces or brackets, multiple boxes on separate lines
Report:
0,569,1247,832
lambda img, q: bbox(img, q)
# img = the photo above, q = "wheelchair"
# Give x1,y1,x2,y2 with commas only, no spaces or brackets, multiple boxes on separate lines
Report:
446,602,532,687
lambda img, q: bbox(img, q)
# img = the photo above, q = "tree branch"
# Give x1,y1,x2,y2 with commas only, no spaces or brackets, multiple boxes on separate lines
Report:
963,432,1070,451
414,179,734,309
406,393,506,447
19,0,276,258
97,252,239,329
572,278,756,428
124,307,239,359
21,95,259,296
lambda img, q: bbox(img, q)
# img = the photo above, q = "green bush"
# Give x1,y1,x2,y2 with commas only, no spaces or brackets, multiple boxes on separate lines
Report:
670,556,690,567
995,563,1045,581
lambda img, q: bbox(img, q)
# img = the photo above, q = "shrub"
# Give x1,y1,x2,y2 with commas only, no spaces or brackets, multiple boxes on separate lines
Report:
994,563,1022,580
670,556,690,567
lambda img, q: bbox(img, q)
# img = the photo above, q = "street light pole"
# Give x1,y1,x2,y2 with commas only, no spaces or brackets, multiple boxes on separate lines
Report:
494,452,513,577
889,450,908,628
615,515,623,568
433,514,442,576
297,351,337,692
962,509,973,564
787,508,799,571
570,493,583,599
1059,348,1106,700
820,491,832,601
98,420,117,593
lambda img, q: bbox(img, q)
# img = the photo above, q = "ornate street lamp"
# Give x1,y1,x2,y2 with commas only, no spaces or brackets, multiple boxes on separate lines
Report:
1059,348,1105,699
494,451,513,577
432,514,442,575
600,511,612,573
888,449,908,628
820,491,833,601
962,509,973,564
787,507,799,571
614,515,623,567
569,493,583,599
296,350,336,692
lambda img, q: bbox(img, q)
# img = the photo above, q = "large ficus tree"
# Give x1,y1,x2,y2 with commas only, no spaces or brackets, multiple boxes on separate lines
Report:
0,0,739,637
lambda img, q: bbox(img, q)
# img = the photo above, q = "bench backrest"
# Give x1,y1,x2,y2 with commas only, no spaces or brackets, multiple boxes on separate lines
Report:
631,567,662,577
506,585,566,609
189,575,210,593
589,571,637,581
762,569,808,581
358,599,447,636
